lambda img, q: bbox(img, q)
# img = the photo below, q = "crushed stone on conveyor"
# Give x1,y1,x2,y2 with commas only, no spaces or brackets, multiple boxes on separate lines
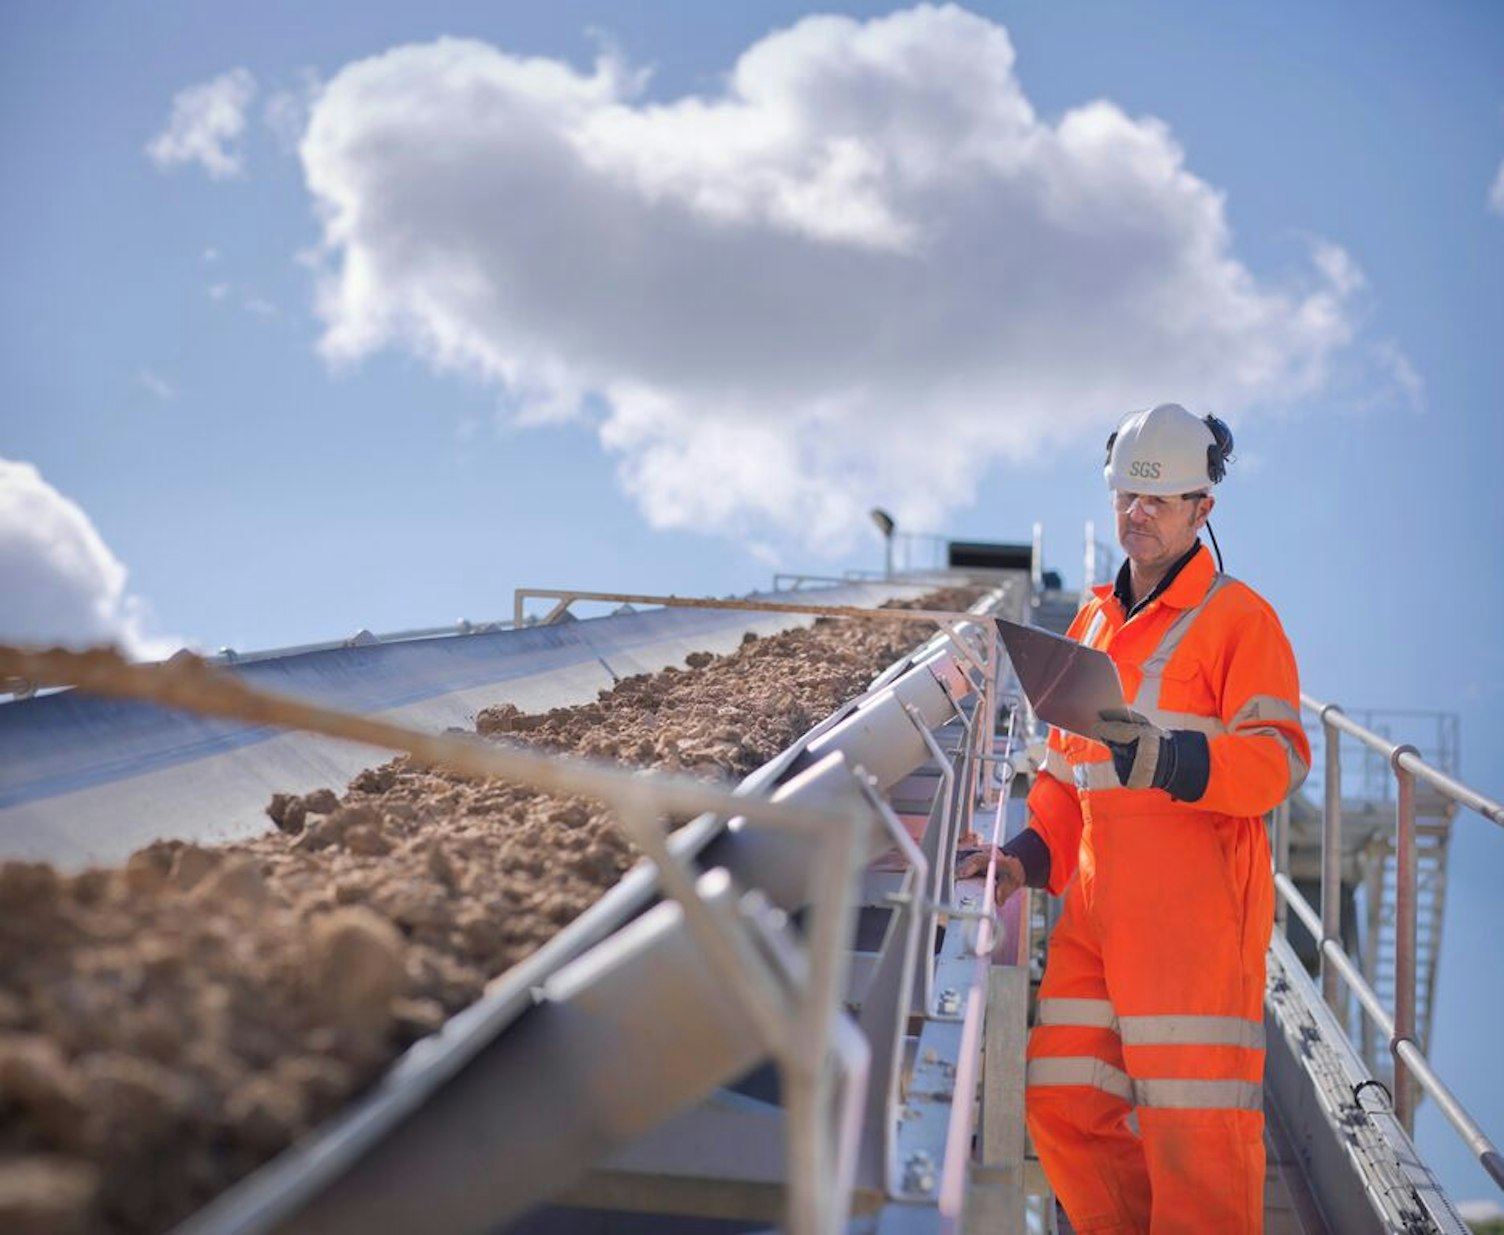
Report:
0,588,983,1235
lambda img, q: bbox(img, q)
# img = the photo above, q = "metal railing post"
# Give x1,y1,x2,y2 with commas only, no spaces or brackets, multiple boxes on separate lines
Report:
1272,798,1291,938
1393,746,1420,1136
1321,705,1345,1016
1291,691,1504,1191
1360,845,1385,1076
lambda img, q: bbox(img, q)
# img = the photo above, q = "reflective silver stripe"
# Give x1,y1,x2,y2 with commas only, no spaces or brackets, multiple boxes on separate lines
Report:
1134,1078,1263,1111
1229,694,1302,729
1285,741,1310,795
1138,706,1226,737
1119,1014,1265,1050
1043,747,1072,782
1237,724,1310,796
1081,722,1305,796
1037,998,1119,1030
1239,719,1311,755
1030,1059,1266,1112
1073,761,1120,792
1027,1057,1134,1104
1134,575,1233,714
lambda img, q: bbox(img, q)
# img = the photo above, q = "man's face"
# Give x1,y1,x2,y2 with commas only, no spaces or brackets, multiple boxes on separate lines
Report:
1114,491,1213,573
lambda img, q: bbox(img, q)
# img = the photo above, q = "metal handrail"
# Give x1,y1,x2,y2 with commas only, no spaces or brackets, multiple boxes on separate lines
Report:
772,573,939,592
891,532,952,574
1309,695,1504,827
1,619,525,699
1278,691,1504,1190
206,619,516,666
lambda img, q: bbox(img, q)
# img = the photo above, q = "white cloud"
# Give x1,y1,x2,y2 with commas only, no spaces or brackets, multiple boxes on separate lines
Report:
299,5,1382,550
1311,241,1365,297
1490,160,1504,215
137,367,176,400
264,70,323,152
147,68,258,180
0,459,177,659
243,296,278,316
208,282,230,301
1372,340,1424,413
746,540,783,569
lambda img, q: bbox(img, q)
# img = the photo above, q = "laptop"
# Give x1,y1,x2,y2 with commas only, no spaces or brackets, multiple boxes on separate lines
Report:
994,617,1127,739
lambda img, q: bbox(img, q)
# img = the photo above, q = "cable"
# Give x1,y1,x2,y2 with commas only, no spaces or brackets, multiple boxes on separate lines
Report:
1206,522,1225,572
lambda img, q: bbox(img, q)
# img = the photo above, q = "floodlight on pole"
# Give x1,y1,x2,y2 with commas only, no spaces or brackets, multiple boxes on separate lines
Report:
870,508,896,579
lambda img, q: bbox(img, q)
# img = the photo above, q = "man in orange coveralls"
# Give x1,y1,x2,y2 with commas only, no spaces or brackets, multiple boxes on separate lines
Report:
961,402,1310,1233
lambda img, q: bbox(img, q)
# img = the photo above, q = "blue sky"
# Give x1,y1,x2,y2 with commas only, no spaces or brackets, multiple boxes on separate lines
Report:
2,0,1502,1207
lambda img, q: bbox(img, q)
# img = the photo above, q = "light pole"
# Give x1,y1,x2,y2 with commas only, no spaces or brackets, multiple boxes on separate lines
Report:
869,508,896,579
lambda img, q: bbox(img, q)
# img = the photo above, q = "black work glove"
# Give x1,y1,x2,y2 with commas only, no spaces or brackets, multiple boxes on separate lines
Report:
1095,710,1210,802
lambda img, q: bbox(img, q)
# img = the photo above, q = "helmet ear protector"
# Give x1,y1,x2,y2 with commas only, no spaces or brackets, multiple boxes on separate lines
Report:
1203,414,1234,485
1103,414,1234,486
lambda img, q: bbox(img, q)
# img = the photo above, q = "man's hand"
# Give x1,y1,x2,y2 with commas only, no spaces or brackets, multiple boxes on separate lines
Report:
1095,709,1210,802
1095,709,1168,789
955,847,1026,908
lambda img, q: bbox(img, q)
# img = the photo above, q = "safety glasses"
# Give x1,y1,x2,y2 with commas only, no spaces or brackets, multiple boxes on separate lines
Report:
1112,491,1208,516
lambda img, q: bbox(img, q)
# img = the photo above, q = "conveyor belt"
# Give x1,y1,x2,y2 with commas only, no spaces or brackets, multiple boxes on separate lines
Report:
0,583,913,868
3,578,1026,1234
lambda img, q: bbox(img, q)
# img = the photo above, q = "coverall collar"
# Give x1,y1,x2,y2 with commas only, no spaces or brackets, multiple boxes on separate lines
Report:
1109,540,1212,619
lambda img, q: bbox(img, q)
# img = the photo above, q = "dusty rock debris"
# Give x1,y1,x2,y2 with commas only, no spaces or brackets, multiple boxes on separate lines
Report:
0,588,983,1234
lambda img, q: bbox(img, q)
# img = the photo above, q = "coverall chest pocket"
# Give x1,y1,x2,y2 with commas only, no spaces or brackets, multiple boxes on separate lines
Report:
1154,657,1218,724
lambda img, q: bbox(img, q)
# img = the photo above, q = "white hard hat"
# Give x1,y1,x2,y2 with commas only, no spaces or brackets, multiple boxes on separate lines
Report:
1104,403,1229,496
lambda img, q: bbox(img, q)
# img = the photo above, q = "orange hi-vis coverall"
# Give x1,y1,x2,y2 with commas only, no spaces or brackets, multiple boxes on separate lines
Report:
1021,543,1310,1234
